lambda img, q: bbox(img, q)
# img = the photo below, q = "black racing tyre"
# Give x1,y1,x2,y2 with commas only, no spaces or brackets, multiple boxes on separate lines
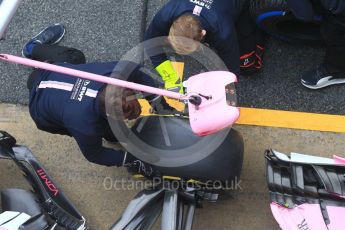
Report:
130,116,244,183
250,0,324,45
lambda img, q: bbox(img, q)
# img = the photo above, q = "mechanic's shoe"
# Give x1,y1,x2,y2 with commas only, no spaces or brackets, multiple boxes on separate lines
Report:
22,23,66,58
301,64,345,89
123,152,159,179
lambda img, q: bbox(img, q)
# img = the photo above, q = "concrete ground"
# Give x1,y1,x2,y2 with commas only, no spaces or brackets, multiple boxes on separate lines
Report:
1,104,345,229
1,0,345,229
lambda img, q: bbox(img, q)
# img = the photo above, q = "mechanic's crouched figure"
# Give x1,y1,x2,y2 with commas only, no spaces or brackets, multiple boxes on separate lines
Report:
23,24,172,177
144,0,266,94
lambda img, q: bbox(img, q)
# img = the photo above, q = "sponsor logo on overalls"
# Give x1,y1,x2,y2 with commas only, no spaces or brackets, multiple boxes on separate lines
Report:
190,0,213,10
71,78,90,101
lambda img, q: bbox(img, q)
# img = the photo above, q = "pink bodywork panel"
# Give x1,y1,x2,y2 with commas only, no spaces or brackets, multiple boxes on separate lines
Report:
270,202,328,230
186,71,239,136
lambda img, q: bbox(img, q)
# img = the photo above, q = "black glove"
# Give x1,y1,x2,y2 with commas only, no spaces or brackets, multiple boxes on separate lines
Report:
122,152,160,178
149,96,180,115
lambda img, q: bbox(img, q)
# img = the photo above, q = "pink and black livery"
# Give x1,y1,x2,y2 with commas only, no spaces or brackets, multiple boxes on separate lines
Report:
0,131,87,230
265,149,345,230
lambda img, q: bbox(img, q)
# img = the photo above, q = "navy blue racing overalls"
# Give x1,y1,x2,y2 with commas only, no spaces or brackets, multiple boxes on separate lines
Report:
144,0,265,76
287,0,345,71
28,44,156,166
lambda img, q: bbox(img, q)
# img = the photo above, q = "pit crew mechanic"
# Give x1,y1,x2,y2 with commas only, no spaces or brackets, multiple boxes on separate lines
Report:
287,0,345,89
144,0,266,93
23,24,172,173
